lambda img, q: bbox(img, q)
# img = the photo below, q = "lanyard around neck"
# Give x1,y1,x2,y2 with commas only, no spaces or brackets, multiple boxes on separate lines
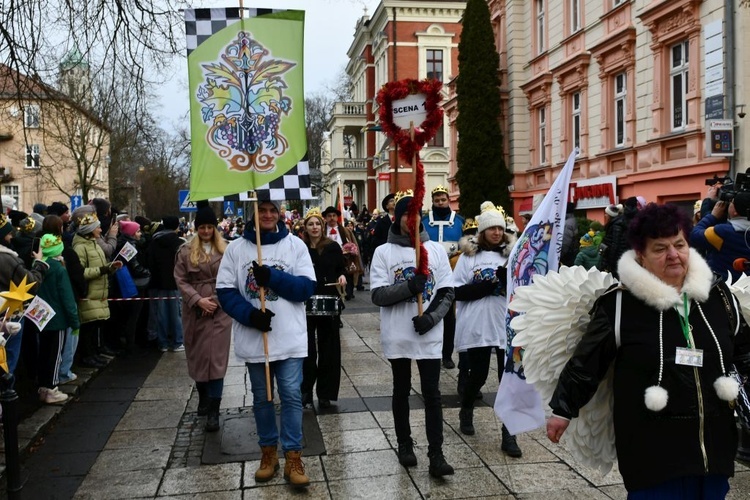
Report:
677,293,693,348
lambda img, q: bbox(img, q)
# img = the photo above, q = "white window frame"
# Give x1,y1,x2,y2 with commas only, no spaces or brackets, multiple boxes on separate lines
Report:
572,92,581,154
2,185,19,208
24,105,40,128
426,49,444,82
670,40,689,131
614,73,626,147
536,0,545,54
539,107,547,164
26,144,40,168
571,0,581,33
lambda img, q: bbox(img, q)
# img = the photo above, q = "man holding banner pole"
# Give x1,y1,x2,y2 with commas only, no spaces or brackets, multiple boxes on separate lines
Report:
216,199,315,486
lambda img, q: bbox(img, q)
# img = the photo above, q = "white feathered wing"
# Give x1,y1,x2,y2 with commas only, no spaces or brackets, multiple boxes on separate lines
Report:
510,266,618,474
726,273,750,325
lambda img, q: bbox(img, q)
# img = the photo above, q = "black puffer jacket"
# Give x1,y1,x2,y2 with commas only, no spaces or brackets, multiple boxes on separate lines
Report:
551,249,750,491
147,229,183,290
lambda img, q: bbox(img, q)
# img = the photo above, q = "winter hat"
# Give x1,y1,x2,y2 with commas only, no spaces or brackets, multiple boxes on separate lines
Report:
76,213,101,235
161,216,180,231
194,206,218,227
29,212,44,227
71,205,95,225
18,216,38,235
32,202,47,215
393,190,414,226
47,201,69,217
579,231,595,247
590,220,604,232
477,201,507,233
249,199,281,222
40,234,64,260
0,214,11,239
381,193,396,211
8,210,28,227
693,200,702,216
134,215,151,230
605,204,622,218
119,220,140,237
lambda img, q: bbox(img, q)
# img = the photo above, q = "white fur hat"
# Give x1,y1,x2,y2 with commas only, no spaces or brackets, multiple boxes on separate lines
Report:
477,201,506,233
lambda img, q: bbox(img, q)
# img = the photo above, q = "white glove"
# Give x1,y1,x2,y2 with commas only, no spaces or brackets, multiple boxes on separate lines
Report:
3,321,21,336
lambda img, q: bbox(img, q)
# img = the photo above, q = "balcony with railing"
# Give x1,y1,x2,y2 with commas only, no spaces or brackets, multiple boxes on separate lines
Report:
330,157,367,172
328,101,367,130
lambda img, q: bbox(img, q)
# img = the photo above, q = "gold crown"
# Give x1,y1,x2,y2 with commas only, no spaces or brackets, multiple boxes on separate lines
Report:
462,218,478,231
41,235,62,248
303,207,323,221
431,185,449,196
78,213,99,226
394,189,414,204
20,218,36,233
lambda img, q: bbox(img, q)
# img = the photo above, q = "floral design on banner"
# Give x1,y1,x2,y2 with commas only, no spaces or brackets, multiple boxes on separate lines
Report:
198,32,296,173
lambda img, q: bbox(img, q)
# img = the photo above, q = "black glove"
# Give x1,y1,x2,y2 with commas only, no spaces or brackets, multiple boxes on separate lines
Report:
495,265,507,287
407,273,428,295
412,313,436,335
252,261,271,287
249,308,275,331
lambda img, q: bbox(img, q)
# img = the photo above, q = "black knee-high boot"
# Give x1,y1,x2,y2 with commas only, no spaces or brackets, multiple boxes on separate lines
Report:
196,382,209,416
206,398,221,432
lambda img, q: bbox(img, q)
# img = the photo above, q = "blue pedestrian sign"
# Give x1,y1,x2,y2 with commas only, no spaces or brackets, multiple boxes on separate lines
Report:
223,201,235,217
178,190,197,213
70,195,82,211
237,208,244,219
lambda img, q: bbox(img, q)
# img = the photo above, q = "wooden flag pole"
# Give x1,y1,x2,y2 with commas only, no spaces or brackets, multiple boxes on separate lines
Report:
253,197,273,402
410,122,423,316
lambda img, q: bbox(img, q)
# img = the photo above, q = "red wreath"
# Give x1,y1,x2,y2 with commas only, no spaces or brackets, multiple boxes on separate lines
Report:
376,78,443,277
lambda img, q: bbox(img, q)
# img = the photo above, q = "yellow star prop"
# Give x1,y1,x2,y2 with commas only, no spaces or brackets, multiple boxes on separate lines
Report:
0,276,36,318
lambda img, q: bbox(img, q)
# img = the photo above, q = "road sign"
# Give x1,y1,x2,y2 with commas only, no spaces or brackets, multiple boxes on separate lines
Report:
223,201,235,217
178,190,197,213
70,195,82,211
237,208,244,219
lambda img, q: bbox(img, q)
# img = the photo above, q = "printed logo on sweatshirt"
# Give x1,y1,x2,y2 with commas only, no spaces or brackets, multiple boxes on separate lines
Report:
245,264,283,301
393,266,434,303
471,268,502,296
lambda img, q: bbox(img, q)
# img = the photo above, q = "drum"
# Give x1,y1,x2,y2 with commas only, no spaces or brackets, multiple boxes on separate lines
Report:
306,295,340,316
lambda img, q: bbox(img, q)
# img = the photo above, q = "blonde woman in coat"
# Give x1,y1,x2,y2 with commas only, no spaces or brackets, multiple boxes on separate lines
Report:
174,205,231,432
72,213,121,368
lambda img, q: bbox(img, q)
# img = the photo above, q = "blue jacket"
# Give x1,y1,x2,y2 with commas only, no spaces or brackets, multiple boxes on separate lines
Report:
690,214,750,281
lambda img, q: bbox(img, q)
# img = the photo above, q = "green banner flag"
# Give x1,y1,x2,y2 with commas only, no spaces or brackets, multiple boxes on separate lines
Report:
186,9,306,200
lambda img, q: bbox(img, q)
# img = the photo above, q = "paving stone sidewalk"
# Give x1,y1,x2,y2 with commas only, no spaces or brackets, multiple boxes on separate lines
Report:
9,290,750,499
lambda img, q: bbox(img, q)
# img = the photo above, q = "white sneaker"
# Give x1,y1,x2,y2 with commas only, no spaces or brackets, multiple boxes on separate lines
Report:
39,387,69,405
172,344,185,352
60,373,78,384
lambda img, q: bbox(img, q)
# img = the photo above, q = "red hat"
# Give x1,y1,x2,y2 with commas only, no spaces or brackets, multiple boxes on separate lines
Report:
119,220,140,237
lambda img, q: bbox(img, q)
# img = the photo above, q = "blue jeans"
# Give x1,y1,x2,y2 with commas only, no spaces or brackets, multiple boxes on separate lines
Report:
247,358,303,452
59,327,78,379
153,290,183,349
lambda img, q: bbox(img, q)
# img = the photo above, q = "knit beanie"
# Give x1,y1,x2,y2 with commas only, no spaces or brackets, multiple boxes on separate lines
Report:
71,205,95,225
161,216,180,231
579,231,595,248
477,201,506,233
33,202,47,215
18,216,38,235
590,220,604,232
134,215,151,230
733,192,750,218
605,204,622,218
76,213,101,235
119,220,140,237
8,210,27,227
0,214,11,239
47,201,69,217
194,206,218,227
40,234,64,260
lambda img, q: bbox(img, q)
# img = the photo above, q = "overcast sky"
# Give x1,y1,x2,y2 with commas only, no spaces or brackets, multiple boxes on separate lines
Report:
154,0,381,126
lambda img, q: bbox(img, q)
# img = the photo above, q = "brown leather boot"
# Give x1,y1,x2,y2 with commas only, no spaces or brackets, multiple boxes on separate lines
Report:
283,450,310,487
254,445,279,482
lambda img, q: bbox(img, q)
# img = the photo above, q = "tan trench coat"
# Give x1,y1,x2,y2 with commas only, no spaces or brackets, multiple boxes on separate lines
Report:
174,245,231,382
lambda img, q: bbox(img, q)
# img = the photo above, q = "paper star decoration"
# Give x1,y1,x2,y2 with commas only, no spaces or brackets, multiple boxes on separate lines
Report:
0,276,36,318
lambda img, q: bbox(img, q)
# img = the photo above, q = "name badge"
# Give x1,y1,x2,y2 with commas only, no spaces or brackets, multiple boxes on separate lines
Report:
675,347,704,367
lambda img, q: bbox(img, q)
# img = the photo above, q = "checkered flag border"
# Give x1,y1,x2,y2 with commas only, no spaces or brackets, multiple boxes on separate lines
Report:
208,159,312,203
184,7,280,55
